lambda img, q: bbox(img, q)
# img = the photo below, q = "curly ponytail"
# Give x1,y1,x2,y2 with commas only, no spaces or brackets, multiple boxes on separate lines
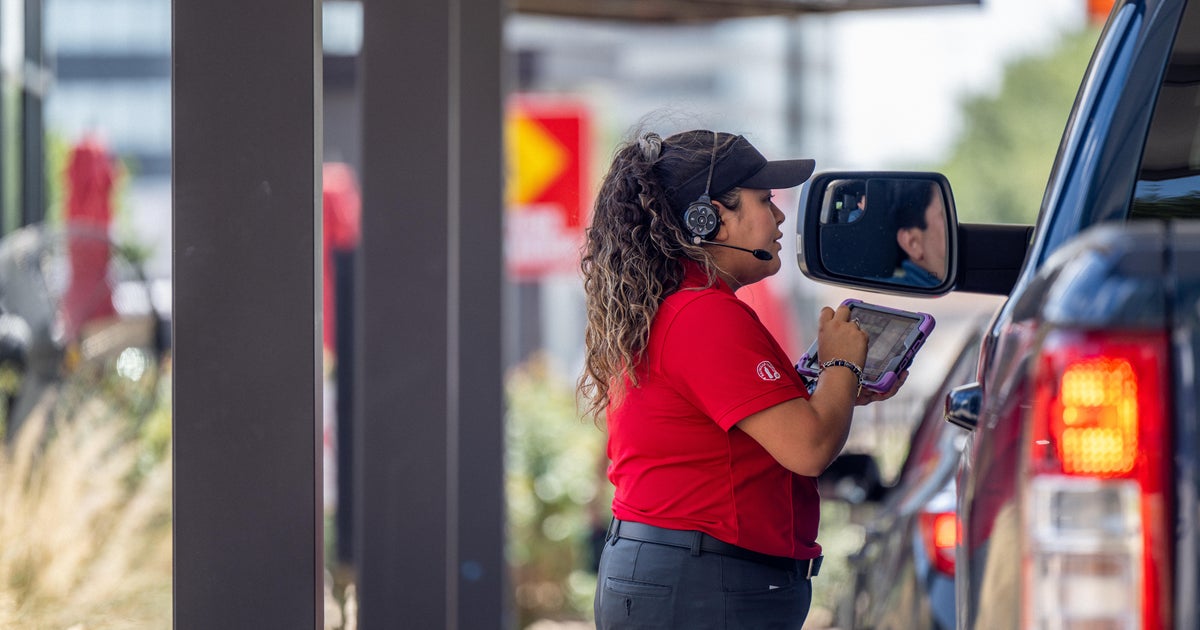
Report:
577,130,727,420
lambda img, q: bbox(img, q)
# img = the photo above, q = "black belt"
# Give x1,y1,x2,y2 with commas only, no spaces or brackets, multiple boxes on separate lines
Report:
606,518,821,578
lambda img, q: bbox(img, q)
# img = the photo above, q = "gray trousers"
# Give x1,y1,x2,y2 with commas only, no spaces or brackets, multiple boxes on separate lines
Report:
594,535,812,629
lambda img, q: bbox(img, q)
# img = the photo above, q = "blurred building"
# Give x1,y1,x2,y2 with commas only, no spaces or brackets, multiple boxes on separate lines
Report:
43,0,170,277
508,15,835,170
46,0,170,178
42,0,363,280
505,14,836,371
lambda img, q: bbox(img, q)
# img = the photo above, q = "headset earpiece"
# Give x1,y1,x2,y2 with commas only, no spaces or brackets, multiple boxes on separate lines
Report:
684,131,722,242
684,195,720,241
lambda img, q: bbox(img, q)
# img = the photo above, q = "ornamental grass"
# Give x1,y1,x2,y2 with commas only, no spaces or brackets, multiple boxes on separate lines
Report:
0,400,172,629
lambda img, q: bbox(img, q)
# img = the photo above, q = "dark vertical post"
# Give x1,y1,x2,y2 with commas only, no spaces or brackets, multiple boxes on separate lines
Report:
172,1,323,628
454,0,506,625
0,2,9,233
20,0,43,226
356,0,449,625
335,249,356,564
356,0,506,626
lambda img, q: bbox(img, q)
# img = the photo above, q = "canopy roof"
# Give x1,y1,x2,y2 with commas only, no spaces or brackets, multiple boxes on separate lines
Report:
514,0,979,22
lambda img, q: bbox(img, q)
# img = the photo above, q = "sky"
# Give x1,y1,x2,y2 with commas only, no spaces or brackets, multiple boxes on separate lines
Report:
829,0,1088,168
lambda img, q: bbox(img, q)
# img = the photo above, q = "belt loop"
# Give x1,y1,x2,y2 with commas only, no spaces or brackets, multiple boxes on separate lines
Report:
689,531,702,557
607,517,620,545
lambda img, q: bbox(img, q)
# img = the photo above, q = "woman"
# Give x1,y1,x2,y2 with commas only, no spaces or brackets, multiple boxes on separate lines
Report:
579,129,904,628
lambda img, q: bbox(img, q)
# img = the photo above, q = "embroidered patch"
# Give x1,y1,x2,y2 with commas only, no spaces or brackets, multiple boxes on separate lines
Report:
756,360,781,382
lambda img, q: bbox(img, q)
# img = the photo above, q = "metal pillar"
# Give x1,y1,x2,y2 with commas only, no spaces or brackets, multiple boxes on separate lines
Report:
20,0,43,227
172,1,323,628
356,0,506,626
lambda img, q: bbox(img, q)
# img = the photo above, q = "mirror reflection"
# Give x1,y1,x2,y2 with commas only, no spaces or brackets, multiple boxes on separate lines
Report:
818,178,949,288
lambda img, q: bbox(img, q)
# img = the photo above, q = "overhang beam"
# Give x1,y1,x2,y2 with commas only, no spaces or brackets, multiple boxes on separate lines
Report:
514,0,978,22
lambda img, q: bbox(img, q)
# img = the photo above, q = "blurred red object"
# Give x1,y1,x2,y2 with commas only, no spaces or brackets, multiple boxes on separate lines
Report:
63,135,117,340
323,162,362,355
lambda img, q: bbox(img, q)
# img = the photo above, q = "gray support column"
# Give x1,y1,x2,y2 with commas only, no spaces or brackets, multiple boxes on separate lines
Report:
357,0,506,626
172,2,323,628
0,2,10,232
20,0,43,227
454,1,506,625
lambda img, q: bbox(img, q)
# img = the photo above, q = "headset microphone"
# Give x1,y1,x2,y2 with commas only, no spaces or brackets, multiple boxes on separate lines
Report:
696,239,774,261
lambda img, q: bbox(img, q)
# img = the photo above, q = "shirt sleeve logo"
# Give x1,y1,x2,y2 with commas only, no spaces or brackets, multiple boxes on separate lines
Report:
756,360,782,382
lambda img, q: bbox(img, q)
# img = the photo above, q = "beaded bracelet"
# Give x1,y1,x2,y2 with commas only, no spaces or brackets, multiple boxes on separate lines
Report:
819,358,864,397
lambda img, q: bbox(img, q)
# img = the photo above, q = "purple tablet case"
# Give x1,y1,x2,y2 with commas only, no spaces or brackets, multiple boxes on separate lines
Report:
795,298,935,393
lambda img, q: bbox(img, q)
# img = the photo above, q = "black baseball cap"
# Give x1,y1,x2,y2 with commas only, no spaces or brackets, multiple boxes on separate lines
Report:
661,131,816,214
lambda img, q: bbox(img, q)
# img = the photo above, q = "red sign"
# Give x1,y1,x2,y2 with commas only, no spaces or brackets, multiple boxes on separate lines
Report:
505,96,591,279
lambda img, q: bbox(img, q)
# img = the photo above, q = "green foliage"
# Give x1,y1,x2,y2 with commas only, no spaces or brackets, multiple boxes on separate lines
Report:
505,355,608,627
44,132,72,228
939,27,1102,223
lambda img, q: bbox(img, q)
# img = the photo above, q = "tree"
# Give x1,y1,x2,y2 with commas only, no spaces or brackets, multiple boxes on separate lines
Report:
940,27,1101,224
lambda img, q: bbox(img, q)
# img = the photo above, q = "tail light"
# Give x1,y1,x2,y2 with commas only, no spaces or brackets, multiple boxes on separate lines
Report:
919,510,957,576
1024,330,1172,630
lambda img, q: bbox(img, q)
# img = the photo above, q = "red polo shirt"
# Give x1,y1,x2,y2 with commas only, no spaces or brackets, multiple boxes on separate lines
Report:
607,262,821,560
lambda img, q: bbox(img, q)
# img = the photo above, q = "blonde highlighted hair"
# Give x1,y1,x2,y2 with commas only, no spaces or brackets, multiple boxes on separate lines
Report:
577,129,740,420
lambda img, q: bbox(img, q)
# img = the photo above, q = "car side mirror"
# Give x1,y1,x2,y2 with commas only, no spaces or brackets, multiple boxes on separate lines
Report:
797,171,958,295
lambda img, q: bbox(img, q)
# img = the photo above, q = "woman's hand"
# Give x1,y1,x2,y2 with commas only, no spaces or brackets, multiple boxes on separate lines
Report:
856,370,908,406
816,304,868,369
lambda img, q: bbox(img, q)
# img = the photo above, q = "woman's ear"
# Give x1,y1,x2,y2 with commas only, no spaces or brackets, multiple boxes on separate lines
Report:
710,201,730,242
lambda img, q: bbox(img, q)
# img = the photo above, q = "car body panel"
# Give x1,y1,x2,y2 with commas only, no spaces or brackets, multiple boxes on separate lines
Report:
1169,222,1200,629
961,223,1173,628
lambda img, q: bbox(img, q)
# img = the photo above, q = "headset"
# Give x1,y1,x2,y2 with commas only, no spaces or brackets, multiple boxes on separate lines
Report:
682,131,721,243
678,131,775,262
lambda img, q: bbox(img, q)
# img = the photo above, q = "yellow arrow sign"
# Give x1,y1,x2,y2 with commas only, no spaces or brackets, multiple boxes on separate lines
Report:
507,111,569,206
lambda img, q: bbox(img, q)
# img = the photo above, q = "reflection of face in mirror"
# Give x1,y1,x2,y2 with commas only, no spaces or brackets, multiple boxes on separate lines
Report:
888,182,947,286
816,176,950,288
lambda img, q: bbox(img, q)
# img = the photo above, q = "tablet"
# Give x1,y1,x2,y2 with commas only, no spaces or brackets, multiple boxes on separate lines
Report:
795,299,935,393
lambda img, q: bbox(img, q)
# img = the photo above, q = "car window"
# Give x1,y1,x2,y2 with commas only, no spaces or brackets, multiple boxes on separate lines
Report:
1131,1,1200,220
